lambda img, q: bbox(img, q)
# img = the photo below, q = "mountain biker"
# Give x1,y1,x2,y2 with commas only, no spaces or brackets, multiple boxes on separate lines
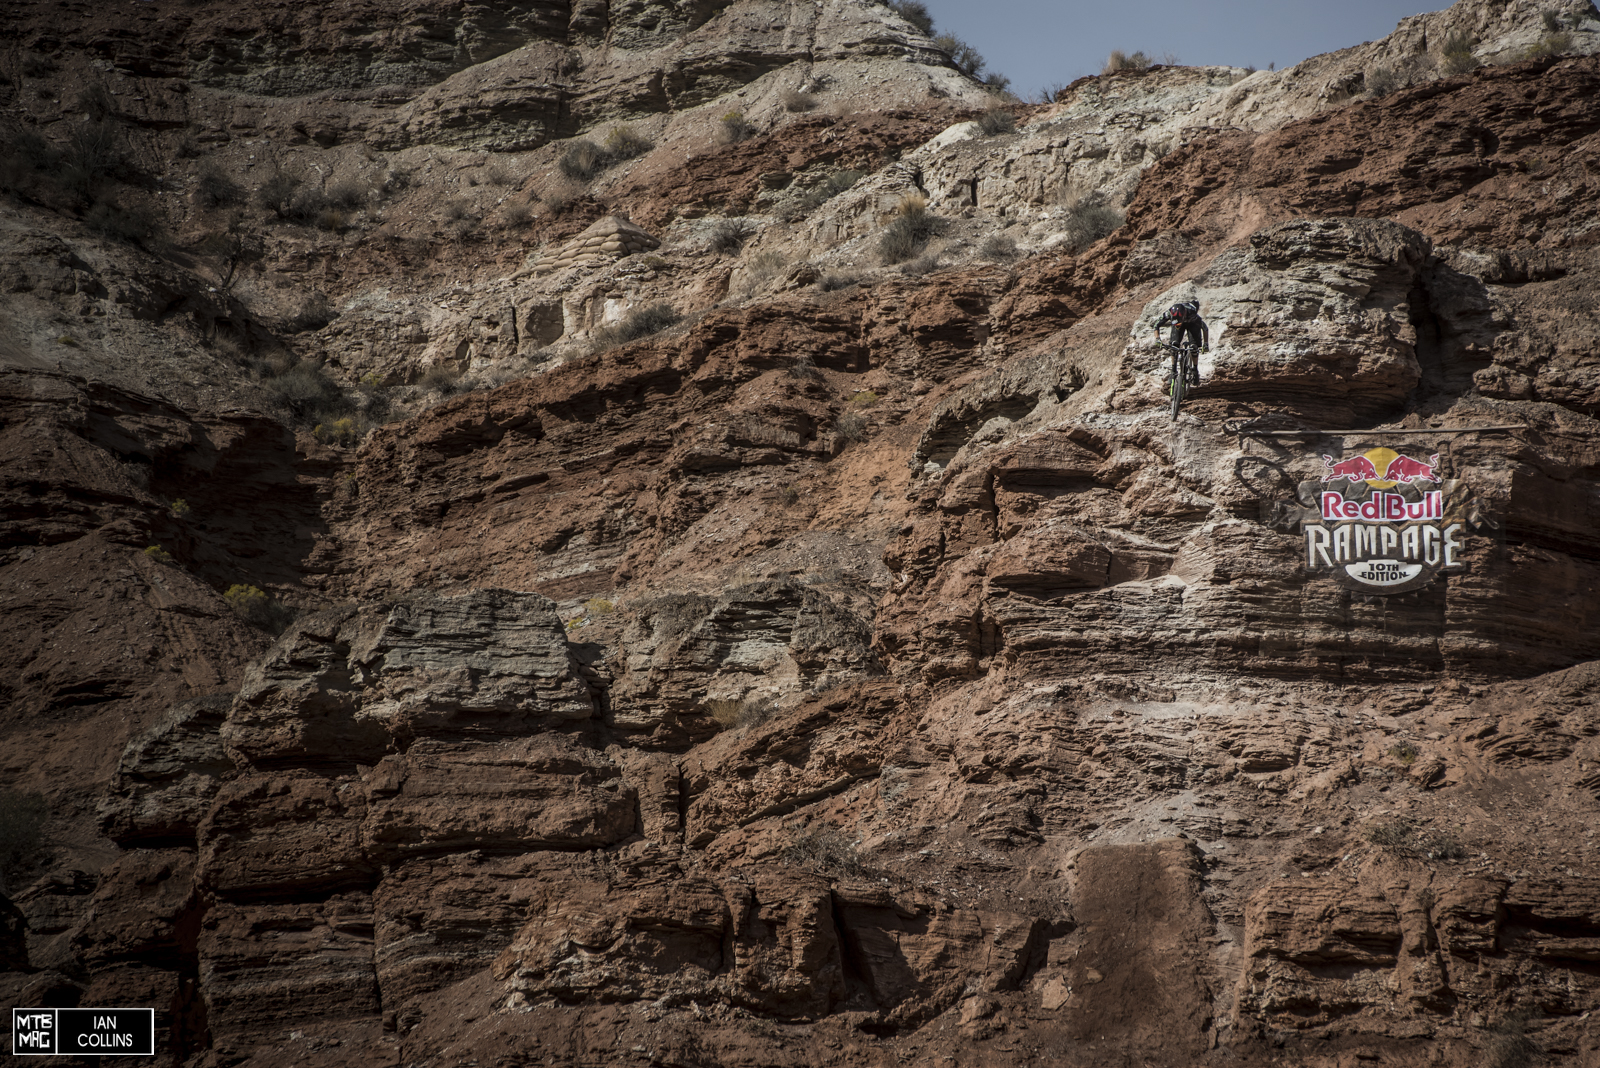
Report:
1153,300,1209,387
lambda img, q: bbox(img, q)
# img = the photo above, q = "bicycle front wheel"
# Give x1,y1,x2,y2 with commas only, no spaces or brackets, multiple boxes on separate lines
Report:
1169,367,1185,419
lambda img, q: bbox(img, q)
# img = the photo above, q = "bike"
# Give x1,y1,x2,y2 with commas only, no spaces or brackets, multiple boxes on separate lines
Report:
1158,339,1200,420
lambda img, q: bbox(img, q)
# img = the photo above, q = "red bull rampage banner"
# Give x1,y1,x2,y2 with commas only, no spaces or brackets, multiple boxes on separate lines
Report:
1299,448,1475,595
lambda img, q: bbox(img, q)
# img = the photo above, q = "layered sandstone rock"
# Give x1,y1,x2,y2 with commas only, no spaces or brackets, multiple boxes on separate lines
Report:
4,1,1600,1066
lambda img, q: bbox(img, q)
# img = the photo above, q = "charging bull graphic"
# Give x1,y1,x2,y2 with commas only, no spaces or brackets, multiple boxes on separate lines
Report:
1301,447,1481,595
1321,448,1441,487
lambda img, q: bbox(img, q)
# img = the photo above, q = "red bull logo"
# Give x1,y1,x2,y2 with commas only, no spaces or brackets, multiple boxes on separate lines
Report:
1302,447,1475,595
1321,448,1440,487
1319,490,1443,522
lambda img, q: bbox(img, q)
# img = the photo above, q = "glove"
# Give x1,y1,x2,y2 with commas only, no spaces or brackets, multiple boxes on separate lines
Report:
1201,345,1210,352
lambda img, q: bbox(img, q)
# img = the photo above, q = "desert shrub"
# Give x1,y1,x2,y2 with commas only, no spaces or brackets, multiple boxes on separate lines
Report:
933,32,987,78
312,415,374,447
542,180,580,216
482,164,511,186
59,118,125,201
1059,195,1123,252
256,167,302,217
314,208,349,232
585,597,615,616
900,251,940,276
781,87,817,112
381,167,413,195
797,168,864,213
0,790,48,880
223,584,297,634
1525,31,1573,58
55,335,81,347
717,111,754,144
816,272,859,292
1365,65,1400,96
886,0,933,35
1365,820,1467,860
1388,742,1418,765
980,233,1018,260
1103,49,1152,74
783,826,867,877
282,184,331,224
74,82,114,118
705,695,774,730
593,303,682,349
977,108,1016,135
785,353,823,380
706,698,743,727
199,220,266,292
836,410,868,442
263,361,351,424
603,124,653,160
143,545,175,563
777,483,802,505
708,218,752,254
1439,32,1479,74
501,202,532,227
196,161,243,207
419,364,465,394
1485,1016,1537,1068
558,139,610,181
84,196,162,247
848,390,880,408
285,294,336,333
738,696,776,729
169,498,191,518
931,35,970,71
443,199,471,221
879,192,942,264
1366,822,1412,848
822,169,865,197
747,249,787,282
326,178,368,209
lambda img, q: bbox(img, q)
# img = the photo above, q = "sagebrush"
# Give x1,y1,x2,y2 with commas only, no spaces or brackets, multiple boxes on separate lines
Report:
1058,195,1123,252
223,584,297,633
879,192,942,264
782,827,868,877
1103,49,1152,74
717,111,755,144
593,303,682,349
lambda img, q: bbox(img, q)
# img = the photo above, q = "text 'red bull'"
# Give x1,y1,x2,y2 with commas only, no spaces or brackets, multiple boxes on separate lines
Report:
1320,490,1443,522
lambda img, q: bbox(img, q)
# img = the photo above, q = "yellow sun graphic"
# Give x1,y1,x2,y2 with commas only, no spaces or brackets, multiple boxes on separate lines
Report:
1361,447,1399,489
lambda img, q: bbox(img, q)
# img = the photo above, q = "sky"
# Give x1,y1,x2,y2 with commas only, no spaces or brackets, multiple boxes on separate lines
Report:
914,0,1448,99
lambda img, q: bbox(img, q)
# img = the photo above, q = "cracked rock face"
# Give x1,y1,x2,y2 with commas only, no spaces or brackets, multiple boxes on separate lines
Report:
5,0,1600,1065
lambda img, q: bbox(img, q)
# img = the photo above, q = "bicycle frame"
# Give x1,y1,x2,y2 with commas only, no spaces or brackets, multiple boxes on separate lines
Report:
1156,339,1198,419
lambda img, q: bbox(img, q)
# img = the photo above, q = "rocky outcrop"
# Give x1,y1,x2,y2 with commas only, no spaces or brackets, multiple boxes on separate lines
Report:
6,1,1600,1066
